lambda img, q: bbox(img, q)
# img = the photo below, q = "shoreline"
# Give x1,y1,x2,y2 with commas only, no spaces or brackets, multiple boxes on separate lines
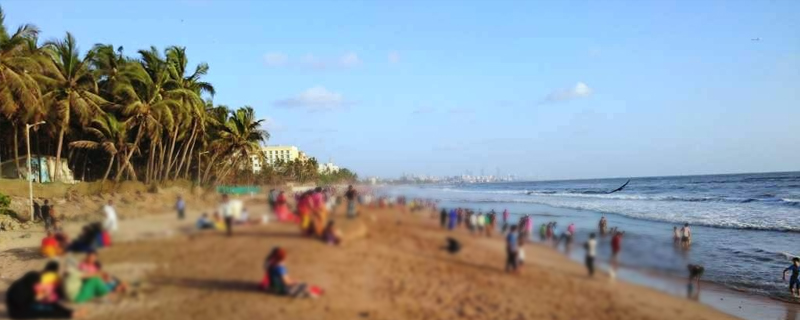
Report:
380,185,800,320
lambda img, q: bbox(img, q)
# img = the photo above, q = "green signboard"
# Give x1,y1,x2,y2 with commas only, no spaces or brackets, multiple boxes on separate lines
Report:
216,185,262,195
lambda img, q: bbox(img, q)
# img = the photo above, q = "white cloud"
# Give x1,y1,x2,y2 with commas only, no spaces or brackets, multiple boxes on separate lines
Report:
263,52,288,67
388,51,400,64
273,86,353,111
541,82,593,104
339,52,361,67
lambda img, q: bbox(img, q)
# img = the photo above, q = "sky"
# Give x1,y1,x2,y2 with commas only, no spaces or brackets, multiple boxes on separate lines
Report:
3,0,799,180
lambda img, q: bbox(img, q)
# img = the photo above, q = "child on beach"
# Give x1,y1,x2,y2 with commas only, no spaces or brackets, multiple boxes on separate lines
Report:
783,257,800,298
506,225,519,273
584,233,597,277
517,240,526,267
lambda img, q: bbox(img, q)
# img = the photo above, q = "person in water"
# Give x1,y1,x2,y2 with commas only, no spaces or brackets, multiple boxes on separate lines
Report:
598,216,607,234
783,257,800,298
673,226,680,243
680,223,692,247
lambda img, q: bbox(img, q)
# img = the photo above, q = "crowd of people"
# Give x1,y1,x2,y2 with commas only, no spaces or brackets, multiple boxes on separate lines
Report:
6,198,126,319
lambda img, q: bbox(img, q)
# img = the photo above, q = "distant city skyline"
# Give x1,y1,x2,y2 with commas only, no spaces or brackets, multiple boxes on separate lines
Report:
6,0,798,180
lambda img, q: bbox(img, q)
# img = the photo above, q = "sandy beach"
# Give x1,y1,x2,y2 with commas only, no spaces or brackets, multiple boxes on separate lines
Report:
1,199,745,320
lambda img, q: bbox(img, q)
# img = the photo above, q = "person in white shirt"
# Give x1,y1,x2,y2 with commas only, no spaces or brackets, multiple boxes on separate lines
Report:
217,194,233,236
102,200,118,232
585,233,597,277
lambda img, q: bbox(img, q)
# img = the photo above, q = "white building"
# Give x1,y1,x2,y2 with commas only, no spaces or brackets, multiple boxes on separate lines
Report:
250,145,303,173
318,159,340,174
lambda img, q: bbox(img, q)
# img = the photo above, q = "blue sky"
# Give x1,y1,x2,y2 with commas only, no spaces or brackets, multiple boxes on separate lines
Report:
4,0,799,179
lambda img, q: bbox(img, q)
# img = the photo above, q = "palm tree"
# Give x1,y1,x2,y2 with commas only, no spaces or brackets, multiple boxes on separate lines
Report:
208,106,268,183
39,32,106,182
68,113,129,181
163,46,215,180
113,46,180,181
90,44,127,97
0,6,42,177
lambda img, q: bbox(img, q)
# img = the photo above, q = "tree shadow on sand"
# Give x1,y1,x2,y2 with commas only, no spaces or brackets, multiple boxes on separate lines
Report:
150,277,258,293
223,229,308,239
0,247,45,262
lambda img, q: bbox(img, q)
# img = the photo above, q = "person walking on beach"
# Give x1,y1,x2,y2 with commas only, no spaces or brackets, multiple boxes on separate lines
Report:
506,225,519,273
175,195,186,220
584,233,597,277
783,257,800,298
345,185,357,218
218,194,233,237
102,200,118,232
440,208,448,228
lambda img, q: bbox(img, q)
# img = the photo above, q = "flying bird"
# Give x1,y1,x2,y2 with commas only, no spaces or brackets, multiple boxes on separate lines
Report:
751,38,760,41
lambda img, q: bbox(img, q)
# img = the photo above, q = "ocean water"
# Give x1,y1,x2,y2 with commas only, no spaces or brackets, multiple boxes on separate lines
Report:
382,172,800,301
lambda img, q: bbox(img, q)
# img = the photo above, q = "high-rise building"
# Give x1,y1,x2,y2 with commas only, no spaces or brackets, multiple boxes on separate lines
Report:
250,145,302,173
262,146,301,165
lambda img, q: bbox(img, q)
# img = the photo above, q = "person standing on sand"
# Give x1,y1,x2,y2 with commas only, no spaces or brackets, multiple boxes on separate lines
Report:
102,200,118,232
345,185,357,218
440,208,448,228
783,257,800,298
175,195,186,220
448,209,457,230
42,200,51,224
506,225,520,273
218,194,233,237
584,233,597,277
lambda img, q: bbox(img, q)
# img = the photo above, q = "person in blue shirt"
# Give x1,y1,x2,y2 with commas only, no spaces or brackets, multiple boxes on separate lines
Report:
783,257,800,298
175,195,186,220
506,225,519,273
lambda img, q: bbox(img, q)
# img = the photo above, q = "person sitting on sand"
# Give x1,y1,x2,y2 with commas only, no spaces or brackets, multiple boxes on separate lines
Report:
322,221,342,245
6,271,83,319
783,257,800,298
264,248,316,298
197,213,214,229
41,231,63,258
37,261,62,303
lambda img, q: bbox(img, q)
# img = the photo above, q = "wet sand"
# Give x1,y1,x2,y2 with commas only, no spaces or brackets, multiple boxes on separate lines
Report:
0,203,746,320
